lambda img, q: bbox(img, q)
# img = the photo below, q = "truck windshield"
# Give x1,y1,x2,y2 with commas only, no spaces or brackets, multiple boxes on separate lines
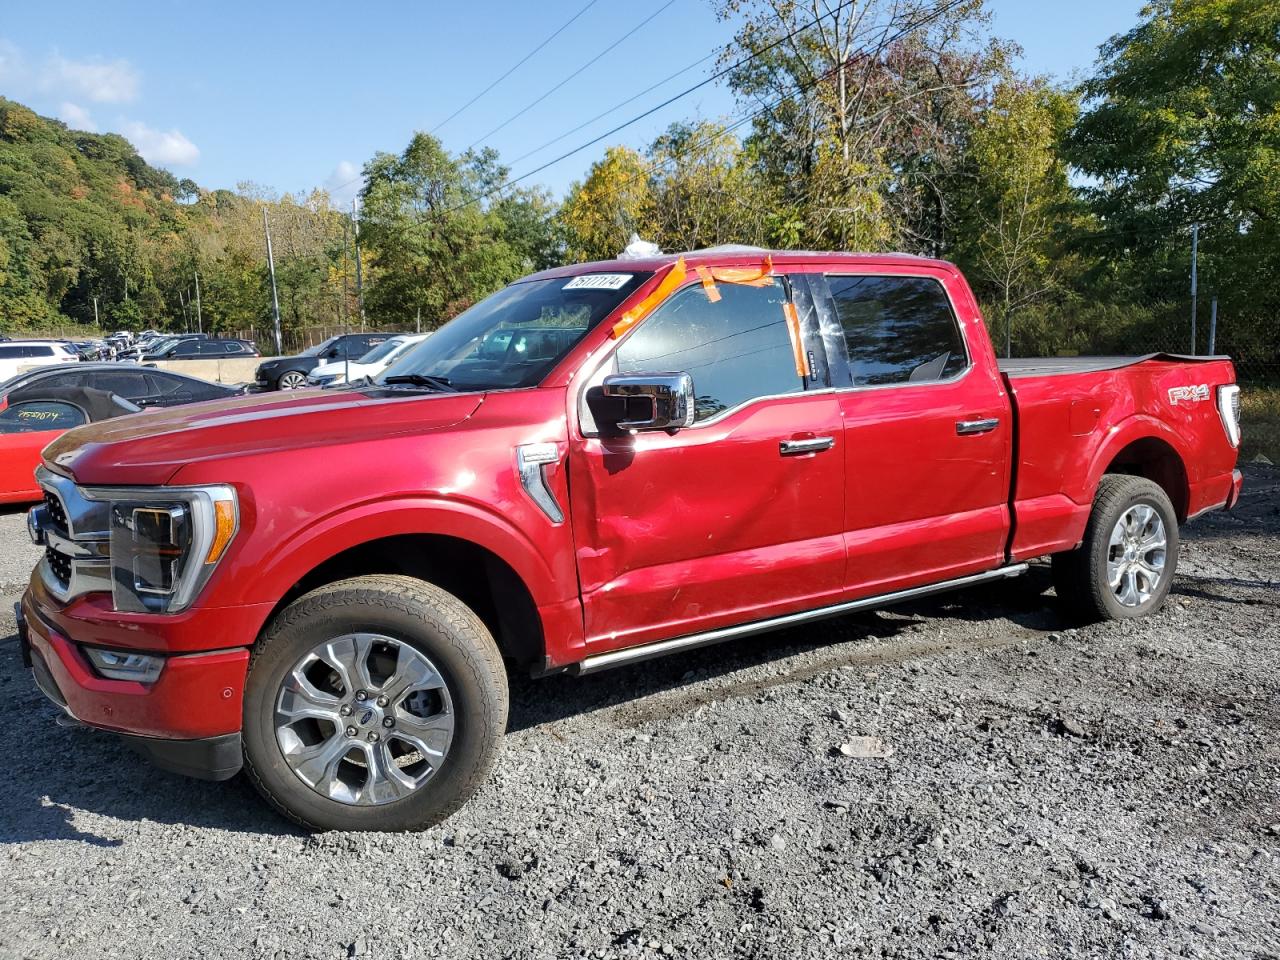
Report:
376,273,651,391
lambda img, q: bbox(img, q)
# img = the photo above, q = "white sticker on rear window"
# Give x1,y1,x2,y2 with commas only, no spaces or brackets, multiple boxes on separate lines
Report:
563,274,633,291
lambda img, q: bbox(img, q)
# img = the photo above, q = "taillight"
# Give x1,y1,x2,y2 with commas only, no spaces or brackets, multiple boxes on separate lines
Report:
1216,384,1241,448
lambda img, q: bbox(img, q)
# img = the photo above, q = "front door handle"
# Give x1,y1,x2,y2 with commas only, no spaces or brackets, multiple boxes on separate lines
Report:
779,436,835,455
956,417,1000,435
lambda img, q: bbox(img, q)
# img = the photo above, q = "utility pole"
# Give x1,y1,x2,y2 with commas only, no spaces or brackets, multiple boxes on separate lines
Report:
193,269,203,334
92,296,99,327
352,199,365,331
1189,223,1199,354
416,305,421,334
1209,297,1218,355
263,207,283,355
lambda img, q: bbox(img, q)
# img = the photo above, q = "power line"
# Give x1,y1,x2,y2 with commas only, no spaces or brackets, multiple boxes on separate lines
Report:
430,0,602,134
507,47,720,167
448,0,965,215
466,0,681,151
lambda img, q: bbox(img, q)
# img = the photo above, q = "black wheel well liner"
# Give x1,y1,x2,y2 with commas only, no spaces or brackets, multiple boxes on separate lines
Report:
267,534,545,669
1102,436,1189,521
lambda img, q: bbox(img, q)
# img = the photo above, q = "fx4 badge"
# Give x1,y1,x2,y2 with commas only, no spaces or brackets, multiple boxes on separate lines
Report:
1168,384,1210,405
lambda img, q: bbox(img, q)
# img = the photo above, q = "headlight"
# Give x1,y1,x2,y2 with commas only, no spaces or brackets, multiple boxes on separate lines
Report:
87,485,239,613
309,373,341,386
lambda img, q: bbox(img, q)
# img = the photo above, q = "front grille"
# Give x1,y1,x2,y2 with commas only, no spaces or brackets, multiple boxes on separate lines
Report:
45,545,72,589
44,491,67,530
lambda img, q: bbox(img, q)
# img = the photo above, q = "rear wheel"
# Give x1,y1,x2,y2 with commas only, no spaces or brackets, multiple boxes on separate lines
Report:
276,370,307,390
1052,475,1178,623
242,575,507,831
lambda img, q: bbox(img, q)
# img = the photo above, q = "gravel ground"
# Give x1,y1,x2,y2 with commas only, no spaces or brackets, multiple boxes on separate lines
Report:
1,467,1277,960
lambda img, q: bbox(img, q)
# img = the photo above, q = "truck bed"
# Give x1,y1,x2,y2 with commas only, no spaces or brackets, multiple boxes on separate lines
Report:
998,353,1228,378
999,352,1239,563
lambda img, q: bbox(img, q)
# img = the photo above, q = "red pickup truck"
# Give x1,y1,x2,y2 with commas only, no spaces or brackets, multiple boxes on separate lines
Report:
18,248,1243,831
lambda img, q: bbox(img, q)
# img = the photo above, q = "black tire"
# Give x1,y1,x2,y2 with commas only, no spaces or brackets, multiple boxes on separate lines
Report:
276,370,307,390
1051,475,1179,624
242,575,508,831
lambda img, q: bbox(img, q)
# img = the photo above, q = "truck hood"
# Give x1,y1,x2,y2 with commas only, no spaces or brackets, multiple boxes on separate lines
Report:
44,387,484,486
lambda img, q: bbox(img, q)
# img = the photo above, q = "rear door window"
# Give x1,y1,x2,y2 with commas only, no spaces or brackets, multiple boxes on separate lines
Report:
827,275,968,386
615,280,805,423
0,400,87,434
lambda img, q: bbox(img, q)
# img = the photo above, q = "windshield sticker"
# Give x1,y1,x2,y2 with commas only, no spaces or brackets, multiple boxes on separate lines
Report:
563,274,633,291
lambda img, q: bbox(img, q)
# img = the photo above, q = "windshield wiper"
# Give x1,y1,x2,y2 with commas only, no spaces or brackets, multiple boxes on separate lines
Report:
382,374,458,392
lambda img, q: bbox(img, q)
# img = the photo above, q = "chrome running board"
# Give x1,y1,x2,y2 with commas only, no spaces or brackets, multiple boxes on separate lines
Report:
573,563,1029,675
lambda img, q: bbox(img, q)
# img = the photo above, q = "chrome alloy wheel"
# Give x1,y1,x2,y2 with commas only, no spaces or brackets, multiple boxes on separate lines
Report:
274,633,455,806
278,371,308,390
1107,504,1167,607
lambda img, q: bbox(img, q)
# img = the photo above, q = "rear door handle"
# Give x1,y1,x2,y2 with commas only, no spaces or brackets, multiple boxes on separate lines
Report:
779,436,835,455
956,417,1000,435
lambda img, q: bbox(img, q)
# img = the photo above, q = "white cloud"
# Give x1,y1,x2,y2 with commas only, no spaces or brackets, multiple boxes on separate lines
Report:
43,53,139,103
324,160,363,207
122,121,200,167
57,101,97,131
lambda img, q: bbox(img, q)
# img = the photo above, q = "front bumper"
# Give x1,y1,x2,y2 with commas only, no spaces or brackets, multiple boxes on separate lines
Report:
18,586,253,781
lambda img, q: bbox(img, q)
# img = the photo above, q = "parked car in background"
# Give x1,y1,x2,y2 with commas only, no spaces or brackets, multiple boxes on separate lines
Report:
143,338,258,361
0,385,139,503
306,333,431,386
18,249,1243,831
0,363,244,408
122,333,205,360
256,333,390,390
0,340,81,381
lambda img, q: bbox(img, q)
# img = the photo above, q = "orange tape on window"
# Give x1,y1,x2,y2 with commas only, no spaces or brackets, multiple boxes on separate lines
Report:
695,265,721,302
783,301,810,379
611,257,688,339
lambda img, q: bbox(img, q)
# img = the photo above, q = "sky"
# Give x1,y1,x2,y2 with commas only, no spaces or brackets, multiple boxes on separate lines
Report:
0,0,1144,206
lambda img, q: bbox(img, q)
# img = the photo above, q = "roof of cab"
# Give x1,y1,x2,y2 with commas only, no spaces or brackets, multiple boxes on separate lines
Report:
524,245,956,282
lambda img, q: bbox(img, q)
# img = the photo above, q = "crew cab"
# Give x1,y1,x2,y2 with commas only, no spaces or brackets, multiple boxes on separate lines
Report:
18,249,1243,831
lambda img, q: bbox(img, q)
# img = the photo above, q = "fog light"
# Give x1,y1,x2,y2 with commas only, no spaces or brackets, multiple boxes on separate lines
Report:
84,646,164,683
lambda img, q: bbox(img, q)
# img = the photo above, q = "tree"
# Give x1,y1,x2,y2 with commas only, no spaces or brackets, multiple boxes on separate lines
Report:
358,134,530,325
559,146,652,261
955,76,1078,355
712,0,1009,252
1068,0,1280,355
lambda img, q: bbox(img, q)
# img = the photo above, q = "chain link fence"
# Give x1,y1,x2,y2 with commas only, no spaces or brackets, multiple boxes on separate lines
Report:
1001,296,1279,464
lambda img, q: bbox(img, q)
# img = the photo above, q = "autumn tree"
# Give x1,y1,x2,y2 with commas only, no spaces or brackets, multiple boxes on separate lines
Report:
559,146,652,262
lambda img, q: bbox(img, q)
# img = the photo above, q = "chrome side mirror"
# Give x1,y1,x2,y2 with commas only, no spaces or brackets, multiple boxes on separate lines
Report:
600,372,696,432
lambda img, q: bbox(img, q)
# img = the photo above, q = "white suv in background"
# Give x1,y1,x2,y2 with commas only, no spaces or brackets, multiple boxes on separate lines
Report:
0,341,81,383
306,333,431,386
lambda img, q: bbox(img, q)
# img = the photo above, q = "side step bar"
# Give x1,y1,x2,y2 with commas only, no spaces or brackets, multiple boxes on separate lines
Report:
573,563,1029,676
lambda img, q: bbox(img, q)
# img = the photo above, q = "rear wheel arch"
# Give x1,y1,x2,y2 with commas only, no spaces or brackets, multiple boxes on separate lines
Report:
1098,435,1190,522
1085,419,1192,522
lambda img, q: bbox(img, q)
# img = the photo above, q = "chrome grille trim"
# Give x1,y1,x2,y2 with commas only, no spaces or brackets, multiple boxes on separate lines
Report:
35,467,111,603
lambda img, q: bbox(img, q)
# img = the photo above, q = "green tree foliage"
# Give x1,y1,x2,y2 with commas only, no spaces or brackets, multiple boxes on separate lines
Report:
357,134,556,325
951,76,1080,355
1067,0,1280,356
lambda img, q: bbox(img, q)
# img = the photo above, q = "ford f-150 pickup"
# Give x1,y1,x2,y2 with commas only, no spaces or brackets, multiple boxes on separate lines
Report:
17,248,1244,831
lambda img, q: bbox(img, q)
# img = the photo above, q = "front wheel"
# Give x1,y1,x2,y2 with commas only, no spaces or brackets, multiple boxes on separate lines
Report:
1051,475,1179,623
276,370,308,390
242,575,508,831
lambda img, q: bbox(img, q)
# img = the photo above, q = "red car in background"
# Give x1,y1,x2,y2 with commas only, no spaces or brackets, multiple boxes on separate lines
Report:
0,386,139,504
